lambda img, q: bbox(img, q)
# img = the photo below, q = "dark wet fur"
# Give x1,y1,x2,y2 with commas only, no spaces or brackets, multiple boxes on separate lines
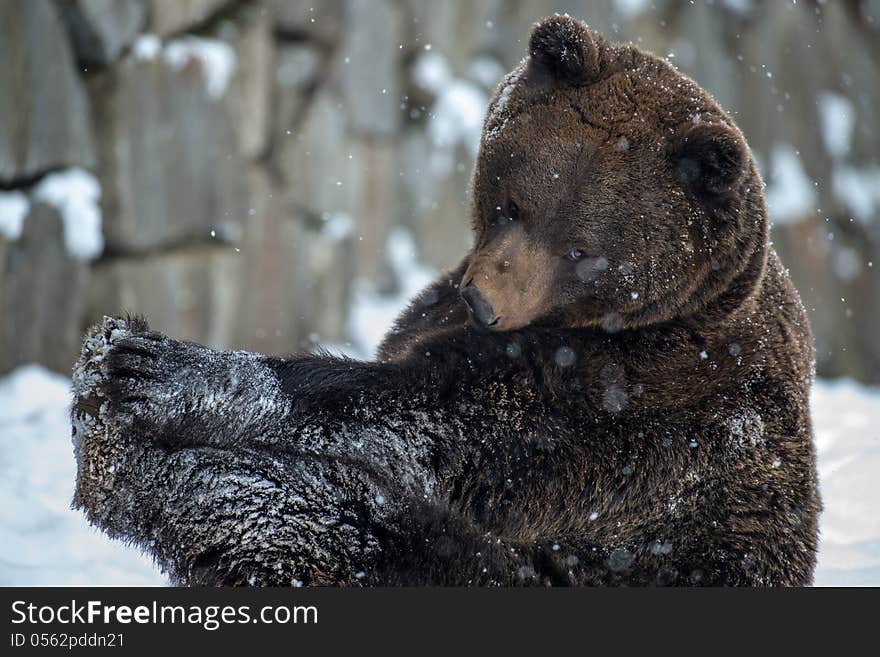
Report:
70,17,819,587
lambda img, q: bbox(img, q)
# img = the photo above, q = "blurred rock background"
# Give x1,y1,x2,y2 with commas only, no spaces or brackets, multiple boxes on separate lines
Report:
1,0,879,382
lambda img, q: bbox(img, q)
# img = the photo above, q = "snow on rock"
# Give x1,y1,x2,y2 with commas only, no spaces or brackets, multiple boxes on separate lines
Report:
817,91,854,161
764,143,816,226
0,169,103,261
132,33,161,61
321,211,354,242
0,365,164,586
163,36,237,100
613,0,651,18
412,52,451,94
412,52,488,174
131,33,236,100
466,57,506,90
832,245,863,282
832,166,880,225
720,0,754,15
347,228,436,358
32,167,103,261
0,190,30,241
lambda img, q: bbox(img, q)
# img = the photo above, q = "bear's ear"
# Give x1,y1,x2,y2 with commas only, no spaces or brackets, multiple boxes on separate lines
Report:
673,122,748,202
528,15,603,86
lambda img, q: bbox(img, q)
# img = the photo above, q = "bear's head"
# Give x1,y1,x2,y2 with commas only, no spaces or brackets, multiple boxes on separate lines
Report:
460,15,767,333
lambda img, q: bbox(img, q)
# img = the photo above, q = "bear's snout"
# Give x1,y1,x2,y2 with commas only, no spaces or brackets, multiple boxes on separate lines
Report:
461,224,555,332
461,282,499,329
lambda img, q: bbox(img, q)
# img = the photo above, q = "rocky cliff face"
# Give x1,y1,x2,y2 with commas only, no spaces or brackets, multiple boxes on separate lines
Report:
1,0,878,382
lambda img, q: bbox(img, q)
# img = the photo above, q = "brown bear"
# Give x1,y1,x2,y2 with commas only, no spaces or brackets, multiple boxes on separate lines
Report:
71,16,820,586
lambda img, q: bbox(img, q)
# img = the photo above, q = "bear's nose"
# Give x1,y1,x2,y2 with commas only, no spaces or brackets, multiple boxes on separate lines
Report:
460,283,498,329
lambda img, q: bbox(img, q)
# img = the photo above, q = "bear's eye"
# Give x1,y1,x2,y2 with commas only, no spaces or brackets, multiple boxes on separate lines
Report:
565,249,587,262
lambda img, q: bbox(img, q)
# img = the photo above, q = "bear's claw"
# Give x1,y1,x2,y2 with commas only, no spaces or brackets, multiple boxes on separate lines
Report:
70,316,148,517
71,316,135,439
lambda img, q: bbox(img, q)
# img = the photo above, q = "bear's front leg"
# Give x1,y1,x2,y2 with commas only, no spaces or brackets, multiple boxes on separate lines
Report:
77,316,293,451
71,316,394,585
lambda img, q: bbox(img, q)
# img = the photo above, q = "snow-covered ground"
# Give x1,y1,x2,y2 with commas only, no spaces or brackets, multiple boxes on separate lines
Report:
0,365,163,586
1,360,877,586
812,378,880,586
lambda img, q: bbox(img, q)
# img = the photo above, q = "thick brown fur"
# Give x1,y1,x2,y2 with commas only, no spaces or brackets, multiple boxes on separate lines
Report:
71,17,819,586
